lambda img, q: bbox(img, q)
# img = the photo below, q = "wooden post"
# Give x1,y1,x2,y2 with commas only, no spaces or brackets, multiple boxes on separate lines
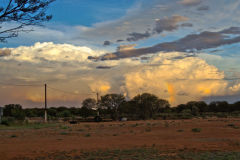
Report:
0,107,3,124
44,84,47,123
96,92,100,116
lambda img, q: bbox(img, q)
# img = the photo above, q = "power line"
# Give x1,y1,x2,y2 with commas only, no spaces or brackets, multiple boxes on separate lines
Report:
0,82,43,87
47,85,94,96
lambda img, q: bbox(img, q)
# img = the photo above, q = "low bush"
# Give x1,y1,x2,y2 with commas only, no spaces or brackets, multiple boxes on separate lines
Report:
192,128,202,132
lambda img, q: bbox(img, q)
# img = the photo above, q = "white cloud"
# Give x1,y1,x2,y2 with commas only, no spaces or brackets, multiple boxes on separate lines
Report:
4,42,105,63
1,43,240,107
123,52,239,105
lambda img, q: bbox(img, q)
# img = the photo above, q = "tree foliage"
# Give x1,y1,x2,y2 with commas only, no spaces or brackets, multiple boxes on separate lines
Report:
82,98,97,109
100,94,125,120
2,93,240,121
132,93,169,119
0,0,55,42
3,104,25,120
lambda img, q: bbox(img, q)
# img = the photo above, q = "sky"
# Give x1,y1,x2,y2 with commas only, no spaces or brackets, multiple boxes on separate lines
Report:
1,0,240,108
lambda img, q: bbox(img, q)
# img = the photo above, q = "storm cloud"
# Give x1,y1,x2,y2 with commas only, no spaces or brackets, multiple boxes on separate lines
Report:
2,43,240,106
126,31,151,42
103,40,111,46
197,5,210,11
154,15,188,34
122,15,189,42
95,27,240,60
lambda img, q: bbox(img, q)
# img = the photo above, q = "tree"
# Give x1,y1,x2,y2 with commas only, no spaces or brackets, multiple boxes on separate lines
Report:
3,104,25,120
132,93,169,120
209,101,229,112
100,94,125,120
0,0,55,42
56,110,72,118
79,107,94,119
82,98,97,109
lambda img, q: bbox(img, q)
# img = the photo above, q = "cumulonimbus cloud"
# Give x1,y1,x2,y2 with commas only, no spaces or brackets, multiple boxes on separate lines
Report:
122,52,234,105
1,43,240,107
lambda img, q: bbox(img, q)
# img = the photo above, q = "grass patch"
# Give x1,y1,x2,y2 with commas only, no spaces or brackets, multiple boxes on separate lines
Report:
60,132,69,135
10,134,17,138
77,128,84,132
163,121,169,128
192,128,202,132
0,123,57,130
227,124,239,129
84,133,91,137
146,123,151,126
177,129,184,132
181,152,240,160
59,125,69,130
145,127,151,132
131,123,139,127
80,148,161,159
12,149,240,160
84,124,90,128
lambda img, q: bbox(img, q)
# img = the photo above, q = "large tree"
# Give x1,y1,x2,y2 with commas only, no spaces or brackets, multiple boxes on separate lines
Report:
0,0,55,42
132,93,169,119
82,98,97,109
100,94,125,120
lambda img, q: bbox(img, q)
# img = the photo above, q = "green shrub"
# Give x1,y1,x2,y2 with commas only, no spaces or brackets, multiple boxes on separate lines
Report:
60,132,69,135
227,124,239,129
192,128,202,132
1,117,15,126
85,133,91,137
10,134,17,138
145,127,151,132
60,125,69,130
177,129,184,132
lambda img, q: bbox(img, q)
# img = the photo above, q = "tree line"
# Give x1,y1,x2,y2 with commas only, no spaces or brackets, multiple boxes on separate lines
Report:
1,93,240,122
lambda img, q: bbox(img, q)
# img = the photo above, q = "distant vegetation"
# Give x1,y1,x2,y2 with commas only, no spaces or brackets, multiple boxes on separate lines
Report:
1,93,240,124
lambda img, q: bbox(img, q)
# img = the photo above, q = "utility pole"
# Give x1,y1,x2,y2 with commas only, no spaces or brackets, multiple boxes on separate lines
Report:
96,92,100,116
0,107,3,124
44,83,47,123
96,92,99,104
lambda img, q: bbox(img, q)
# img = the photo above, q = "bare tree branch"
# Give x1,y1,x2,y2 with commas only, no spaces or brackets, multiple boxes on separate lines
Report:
0,0,55,42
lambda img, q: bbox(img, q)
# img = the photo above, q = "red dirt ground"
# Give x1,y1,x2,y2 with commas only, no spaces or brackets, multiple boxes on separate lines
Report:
0,118,240,159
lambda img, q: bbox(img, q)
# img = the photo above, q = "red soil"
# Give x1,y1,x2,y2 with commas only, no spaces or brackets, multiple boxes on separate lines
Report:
0,118,240,159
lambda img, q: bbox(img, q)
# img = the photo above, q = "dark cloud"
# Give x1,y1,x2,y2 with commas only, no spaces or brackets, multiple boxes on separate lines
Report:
209,49,223,53
116,39,124,42
179,0,202,6
181,23,193,27
121,15,189,42
91,27,240,60
154,15,188,34
0,49,11,57
171,54,197,60
220,27,240,34
96,66,113,69
103,40,111,46
140,56,150,60
126,31,151,42
117,44,136,51
197,5,210,11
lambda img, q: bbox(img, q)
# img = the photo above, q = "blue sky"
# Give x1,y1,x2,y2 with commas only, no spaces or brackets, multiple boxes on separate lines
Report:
1,0,240,107
49,0,139,26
